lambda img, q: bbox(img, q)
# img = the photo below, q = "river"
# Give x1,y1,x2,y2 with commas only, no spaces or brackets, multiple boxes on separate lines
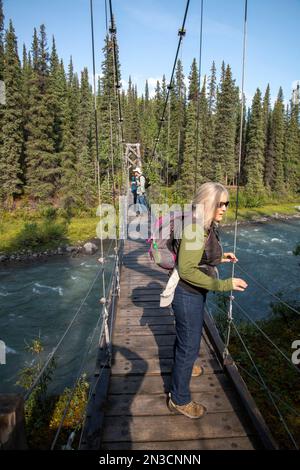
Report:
0,219,299,394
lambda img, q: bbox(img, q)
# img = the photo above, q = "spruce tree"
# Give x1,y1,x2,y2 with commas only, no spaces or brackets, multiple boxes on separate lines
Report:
48,37,65,156
208,61,217,115
262,85,273,189
181,60,199,197
74,68,96,207
141,79,158,165
269,88,285,193
124,76,139,142
284,100,300,193
213,64,237,185
244,88,265,194
99,34,121,178
202,61,217,182
25,25,58,202
0,0,5,168
198,77,212,185
58,57,78,205
167,60,186,182
0,0,4,80
0,20,24,206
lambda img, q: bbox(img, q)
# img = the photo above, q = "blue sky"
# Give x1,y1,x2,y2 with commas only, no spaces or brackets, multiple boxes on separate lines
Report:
3,0,300,105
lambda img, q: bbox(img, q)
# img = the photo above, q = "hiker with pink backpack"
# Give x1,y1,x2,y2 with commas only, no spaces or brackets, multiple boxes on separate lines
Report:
148,182,248,419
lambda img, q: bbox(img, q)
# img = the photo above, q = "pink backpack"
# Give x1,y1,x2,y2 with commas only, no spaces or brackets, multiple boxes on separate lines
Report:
147,211,185,270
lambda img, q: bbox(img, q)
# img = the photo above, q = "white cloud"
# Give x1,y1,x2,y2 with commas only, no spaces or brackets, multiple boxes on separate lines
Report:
147,77,163,98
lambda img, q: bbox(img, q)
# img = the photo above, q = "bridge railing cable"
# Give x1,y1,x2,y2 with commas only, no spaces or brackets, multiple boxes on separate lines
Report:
232,299,300,375
230,319,299,449
234,362,300,419
208,297,300,375
50,243,122,450
77,253,121,450
206,302,300,419
235,262,300,316
206,300,299,449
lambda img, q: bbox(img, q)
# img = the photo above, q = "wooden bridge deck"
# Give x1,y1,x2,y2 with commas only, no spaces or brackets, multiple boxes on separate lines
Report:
98,236,273,450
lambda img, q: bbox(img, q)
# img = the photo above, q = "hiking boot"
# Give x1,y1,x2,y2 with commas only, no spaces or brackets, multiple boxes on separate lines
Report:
168,397,207,419
192,364,204,377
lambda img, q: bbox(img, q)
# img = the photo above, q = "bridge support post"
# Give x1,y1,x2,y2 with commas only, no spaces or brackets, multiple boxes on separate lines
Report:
0,395,27,450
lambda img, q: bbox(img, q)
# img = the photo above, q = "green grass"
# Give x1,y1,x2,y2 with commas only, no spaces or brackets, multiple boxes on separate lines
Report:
0,215,99,254
224,202,300,224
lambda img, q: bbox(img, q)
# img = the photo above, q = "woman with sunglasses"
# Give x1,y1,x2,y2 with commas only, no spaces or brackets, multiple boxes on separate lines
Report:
168,182,248,419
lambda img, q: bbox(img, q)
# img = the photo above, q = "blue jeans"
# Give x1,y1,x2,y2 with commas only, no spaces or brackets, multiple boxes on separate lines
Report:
137,194,148,213
170,283,206,405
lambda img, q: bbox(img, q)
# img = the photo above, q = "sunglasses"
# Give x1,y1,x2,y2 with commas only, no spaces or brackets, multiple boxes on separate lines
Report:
216,201,230,208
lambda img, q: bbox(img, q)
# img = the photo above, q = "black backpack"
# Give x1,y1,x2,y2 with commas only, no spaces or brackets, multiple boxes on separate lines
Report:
143,175,151,189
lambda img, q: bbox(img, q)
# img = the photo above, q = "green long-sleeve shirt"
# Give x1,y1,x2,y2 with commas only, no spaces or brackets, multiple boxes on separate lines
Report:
177,223,234,292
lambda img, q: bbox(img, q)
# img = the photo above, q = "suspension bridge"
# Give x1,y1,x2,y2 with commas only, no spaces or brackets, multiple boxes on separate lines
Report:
1,0,300,452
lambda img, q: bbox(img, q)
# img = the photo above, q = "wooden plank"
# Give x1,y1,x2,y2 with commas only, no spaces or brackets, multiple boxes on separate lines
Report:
129,295,162,301
105,390,242,416
116,316,175,326
110,357,222,376
119,301,162,308
101,436,258,450
123,288,163,294
101,412,253,442
122,269,167,275
120,283,165,289
115,325,176,336
117,308,172,318
108,373,233,395
112,334,176,348
111,345,212,360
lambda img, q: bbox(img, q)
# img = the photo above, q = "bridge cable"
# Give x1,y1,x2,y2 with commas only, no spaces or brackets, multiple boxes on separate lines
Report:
233,362,300,418
50,240,116,450
235,262,300,316
76,252,121,449
194,0,204,196
232,298,300,375
206,303,300,419
151,0,191,159
223,0,248,363
206,303,299,449
89,0,113,372
231,319,299,449
208,296,300,376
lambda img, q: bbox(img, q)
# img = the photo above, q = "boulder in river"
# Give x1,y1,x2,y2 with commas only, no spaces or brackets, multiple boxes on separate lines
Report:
83,242,98,255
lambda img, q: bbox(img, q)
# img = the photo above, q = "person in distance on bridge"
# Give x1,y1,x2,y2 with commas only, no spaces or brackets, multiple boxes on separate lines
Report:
168,181,248,419
131,172,138,205
134,167,147,216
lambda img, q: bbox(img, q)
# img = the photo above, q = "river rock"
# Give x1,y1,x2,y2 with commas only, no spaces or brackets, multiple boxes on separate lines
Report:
83,242,98,254
66,246,78,253
0,255,8,262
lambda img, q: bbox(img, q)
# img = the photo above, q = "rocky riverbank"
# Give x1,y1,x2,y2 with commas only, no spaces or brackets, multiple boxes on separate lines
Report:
1,211,300,265
222,211,300,227
0,239,100,265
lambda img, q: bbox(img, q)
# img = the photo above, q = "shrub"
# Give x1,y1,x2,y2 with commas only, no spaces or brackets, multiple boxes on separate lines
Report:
11,220,68,251
49,375,89,432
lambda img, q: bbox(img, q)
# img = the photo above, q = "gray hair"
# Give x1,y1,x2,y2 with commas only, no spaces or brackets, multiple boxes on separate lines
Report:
193,182,229,230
